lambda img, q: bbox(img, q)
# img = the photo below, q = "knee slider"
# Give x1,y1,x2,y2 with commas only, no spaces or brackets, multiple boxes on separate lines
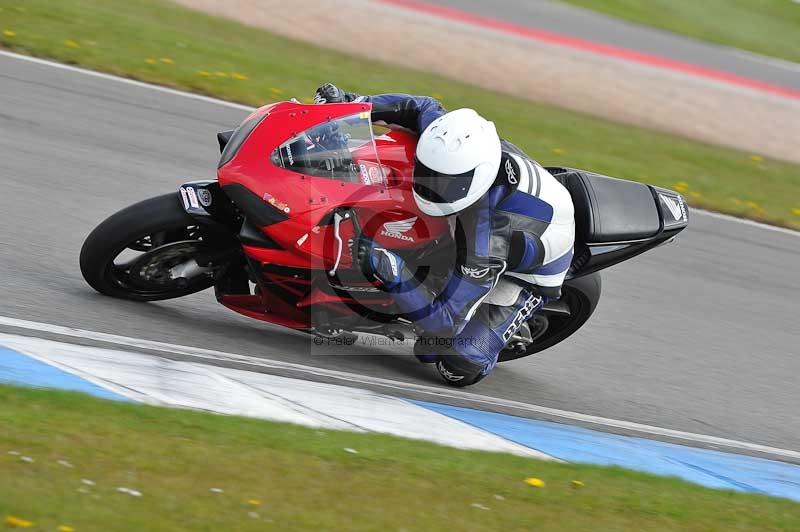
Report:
436,353,485,387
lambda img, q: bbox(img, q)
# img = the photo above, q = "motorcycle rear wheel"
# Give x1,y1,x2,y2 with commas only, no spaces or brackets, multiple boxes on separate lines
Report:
80,193,219,301
497,273,601,362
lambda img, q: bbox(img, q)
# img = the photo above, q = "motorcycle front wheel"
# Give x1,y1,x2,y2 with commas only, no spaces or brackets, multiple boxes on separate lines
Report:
79,193,229,301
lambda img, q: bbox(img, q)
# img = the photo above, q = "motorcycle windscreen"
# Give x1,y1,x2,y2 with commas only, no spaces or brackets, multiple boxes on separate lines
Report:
270,111,387,187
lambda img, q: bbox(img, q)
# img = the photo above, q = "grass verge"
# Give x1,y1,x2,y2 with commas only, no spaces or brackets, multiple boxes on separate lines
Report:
1,384,799,531
563,0,800,64
0,0,798,229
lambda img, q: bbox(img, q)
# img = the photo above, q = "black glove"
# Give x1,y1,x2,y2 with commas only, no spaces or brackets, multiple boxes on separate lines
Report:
352,234,406,291
313,83,358,104
353,234,378,280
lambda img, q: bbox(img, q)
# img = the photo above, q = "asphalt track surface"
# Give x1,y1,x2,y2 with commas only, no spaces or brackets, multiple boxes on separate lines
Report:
429,0,800,90
1,53,798,455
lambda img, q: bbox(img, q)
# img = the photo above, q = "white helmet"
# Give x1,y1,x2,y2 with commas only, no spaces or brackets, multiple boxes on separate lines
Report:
412,108,501,217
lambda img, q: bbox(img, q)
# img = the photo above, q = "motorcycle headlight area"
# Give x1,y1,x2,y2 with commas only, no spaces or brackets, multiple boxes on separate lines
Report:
218,113,268,168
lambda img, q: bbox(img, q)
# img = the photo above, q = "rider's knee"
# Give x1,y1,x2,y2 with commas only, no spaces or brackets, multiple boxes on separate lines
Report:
436,353,486,387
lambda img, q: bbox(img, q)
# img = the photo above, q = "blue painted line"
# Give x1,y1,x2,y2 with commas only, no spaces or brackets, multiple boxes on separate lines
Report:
416,401,800,502
0,346,127,401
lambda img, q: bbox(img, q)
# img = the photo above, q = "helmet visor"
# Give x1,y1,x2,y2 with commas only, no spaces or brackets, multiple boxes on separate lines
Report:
412,158,475,204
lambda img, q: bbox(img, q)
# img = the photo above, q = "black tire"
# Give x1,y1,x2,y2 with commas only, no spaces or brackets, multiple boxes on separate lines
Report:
80,194,218,302
498,273,602,362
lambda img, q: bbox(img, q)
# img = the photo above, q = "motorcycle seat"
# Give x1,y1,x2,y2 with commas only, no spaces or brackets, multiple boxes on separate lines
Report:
548,168,661,244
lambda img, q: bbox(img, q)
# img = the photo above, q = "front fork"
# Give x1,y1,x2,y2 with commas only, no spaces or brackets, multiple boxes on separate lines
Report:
177,179,250,296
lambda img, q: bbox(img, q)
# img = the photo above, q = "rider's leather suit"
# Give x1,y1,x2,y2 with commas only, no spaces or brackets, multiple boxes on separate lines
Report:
361,93,576,384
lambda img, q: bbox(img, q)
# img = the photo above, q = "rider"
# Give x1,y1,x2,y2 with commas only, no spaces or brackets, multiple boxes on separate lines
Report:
314,84,575,386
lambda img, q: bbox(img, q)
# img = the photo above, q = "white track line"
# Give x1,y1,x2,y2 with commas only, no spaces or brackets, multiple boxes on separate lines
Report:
690,208,799,237
1,315,798,461
2,49,799,456
1,49,797,237
731,49,800,74
1,332,551,458
0,50,252,112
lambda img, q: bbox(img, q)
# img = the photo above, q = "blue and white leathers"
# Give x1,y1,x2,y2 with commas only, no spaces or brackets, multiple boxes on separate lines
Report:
359,93,575,384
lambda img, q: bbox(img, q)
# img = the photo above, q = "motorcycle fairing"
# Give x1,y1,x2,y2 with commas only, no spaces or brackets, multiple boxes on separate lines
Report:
212,101,450,328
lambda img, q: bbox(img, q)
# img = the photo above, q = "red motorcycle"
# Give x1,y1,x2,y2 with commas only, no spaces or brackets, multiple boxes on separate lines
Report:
80,100,688,363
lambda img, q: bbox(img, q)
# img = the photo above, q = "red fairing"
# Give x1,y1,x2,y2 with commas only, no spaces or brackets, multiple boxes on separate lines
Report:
216,101,449,328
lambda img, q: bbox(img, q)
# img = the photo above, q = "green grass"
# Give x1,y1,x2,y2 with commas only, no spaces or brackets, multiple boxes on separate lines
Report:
563,0,800,63
1,0,799,229
1,384,798,531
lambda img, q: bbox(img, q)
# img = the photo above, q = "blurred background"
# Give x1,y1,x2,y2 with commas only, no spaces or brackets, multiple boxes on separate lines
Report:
1,1,798,529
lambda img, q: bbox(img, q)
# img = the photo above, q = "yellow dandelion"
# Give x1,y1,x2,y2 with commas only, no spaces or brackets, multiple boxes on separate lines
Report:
3,29,16,37
269,87,284,95
159,57,174,64
749,154,763,162
551,148,565,155
4,515,34,528
144,58,157,65
231,72,249,80
791,208,800,217
746,201,760,210
571,480,585,488
524,477,545,488
247,499,262,507
64,39,80,48
214,71,229,78
58,526,76,532
196,70,211,77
